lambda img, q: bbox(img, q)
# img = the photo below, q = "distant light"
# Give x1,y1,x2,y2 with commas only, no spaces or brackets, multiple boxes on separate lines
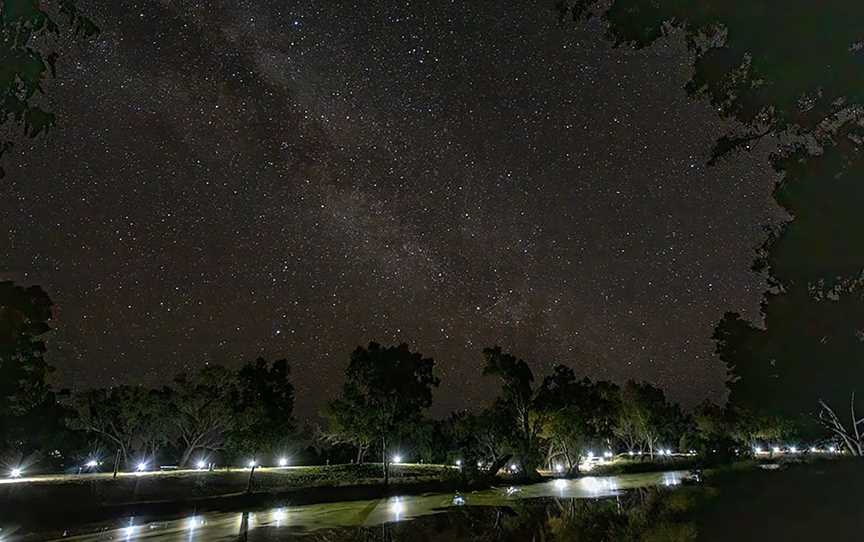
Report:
476,461,484,468
665,449,672,456
554,464,564,473
829,446,837,453
603,451,613,458
86,460,98,468
754,446,763,454
586,451,594,459
509,464,518,472
810,446,818,453
392,455,402,464
248,460,257,468
10,468,22,478
278,457,288,467
272,508,286,523
772,447,781,454
628,451,634,456
136,462,147,472
455,459,462,467
789,446,798,453
196,460,207,469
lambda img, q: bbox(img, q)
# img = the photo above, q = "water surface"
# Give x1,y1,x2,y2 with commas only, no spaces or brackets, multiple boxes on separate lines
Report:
9,470,689,541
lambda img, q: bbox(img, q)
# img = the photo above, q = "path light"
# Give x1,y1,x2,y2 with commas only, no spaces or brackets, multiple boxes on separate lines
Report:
454,459,462,467
392,455,402,464
509,464,518,472
86,459,98,468
9,468,22,478
476,461,484,468
628,451,634,457
136,462,147,472
196,460,207,470
278,457,288,467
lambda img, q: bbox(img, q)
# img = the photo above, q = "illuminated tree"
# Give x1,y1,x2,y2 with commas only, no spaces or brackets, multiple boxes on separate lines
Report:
482,346,546,479
69,386,172,466
170,365,239,467
537,366,620,476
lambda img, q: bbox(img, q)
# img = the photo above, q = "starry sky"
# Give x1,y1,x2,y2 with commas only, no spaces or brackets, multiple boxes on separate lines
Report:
1,1,782,417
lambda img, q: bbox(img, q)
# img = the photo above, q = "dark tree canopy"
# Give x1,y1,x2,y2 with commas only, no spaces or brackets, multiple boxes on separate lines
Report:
1,0,97,177
560,1,864,429
0,281,59,455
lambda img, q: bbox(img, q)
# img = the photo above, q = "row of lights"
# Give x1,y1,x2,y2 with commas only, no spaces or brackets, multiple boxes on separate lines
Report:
754,445,838,455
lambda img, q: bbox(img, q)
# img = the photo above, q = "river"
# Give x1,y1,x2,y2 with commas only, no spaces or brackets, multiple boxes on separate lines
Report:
6,470,690,541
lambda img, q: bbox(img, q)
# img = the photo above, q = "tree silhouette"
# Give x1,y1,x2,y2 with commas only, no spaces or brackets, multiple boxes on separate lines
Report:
482,346,545,479
1,0,97,177
561,0,864,452
0,281,60,457
328,342,439,484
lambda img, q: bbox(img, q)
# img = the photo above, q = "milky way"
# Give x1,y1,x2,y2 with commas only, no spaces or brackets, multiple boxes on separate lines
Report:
1,1,781,417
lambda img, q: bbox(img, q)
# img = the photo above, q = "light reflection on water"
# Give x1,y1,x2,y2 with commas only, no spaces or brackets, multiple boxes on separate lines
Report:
21,470,690,541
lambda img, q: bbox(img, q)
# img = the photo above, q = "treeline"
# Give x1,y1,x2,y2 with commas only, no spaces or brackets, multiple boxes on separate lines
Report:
1,284,797,477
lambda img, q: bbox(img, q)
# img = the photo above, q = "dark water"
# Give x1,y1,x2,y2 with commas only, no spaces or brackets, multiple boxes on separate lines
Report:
4,471,690,541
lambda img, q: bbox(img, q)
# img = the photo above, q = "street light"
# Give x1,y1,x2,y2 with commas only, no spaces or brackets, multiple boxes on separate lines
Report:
86,459,98,468
136,462,147,472
9,468,22,478
196,460,207,470
247,460,257,468
392,455,402,464
278,457,288,467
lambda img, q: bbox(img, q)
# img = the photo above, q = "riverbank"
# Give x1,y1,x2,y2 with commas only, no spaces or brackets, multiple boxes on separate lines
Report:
0,463,459,527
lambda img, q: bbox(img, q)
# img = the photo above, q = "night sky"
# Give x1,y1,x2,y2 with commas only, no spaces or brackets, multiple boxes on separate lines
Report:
1,1,782,417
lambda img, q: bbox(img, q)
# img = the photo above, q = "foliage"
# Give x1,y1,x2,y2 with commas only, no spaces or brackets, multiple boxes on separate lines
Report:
482,346,546,478
68,385,172,465
559,0,864,451
326,342,439,483
0,0,97,177
224,357,296,463
169,365,239,467
613,381,684,458
0,281,68,462
537,365,620,474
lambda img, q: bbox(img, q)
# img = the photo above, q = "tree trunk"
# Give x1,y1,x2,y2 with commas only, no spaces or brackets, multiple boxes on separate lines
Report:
180,445,196,468
382,435,389,485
